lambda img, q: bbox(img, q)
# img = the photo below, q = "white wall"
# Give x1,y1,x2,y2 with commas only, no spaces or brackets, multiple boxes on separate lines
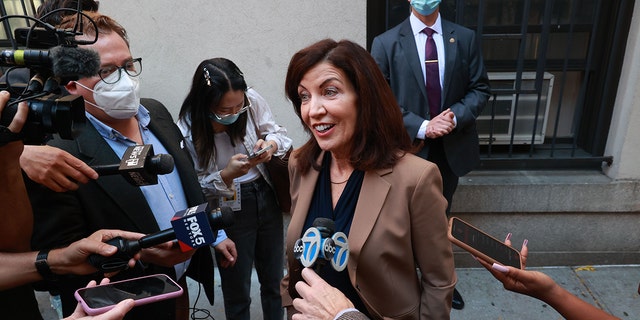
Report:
98,0,367,147
604,1,640,181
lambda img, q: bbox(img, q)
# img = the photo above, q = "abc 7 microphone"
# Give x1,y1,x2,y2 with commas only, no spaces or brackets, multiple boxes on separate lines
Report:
293,217,349,272
87,203,234,273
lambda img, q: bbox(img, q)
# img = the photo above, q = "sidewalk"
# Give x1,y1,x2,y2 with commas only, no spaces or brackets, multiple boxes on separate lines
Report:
37,265,639,319
450,265,639,320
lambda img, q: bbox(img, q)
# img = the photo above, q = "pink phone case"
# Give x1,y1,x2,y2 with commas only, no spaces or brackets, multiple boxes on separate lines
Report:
74,273,183,316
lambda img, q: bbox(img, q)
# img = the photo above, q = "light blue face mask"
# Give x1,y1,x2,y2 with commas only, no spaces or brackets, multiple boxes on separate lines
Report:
209,112,241,125
410,0,441,16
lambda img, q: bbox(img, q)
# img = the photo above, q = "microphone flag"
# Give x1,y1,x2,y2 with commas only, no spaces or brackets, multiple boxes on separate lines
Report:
120,145,158,186
293,227,349,271
330,232,349,272
171,203,217,252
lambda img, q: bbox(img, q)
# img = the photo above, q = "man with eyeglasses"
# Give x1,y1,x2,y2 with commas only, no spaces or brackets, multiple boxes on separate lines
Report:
27,11,236,320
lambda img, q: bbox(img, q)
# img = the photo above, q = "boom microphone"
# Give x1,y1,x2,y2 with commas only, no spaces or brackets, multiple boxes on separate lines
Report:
50,46,101,80
0,46,100,80
293,218,349,272
91,145,174,186
88,204,235,273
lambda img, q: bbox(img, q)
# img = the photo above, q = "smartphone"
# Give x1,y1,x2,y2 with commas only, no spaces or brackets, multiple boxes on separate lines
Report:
448,217,522,268
74,274,183,316
247,144,273,159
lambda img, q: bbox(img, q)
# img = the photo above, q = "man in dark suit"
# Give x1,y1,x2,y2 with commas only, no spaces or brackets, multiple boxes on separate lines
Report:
28,12,235,319
370,0,491,310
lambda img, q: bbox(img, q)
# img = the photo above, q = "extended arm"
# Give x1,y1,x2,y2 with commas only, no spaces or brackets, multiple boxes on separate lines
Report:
0,229,143,291
481,262,619,320
0,91,31,252
476,237,619,320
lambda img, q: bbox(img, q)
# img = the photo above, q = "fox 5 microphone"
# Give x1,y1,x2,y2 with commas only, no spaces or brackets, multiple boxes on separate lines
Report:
87,204,234,273
293,217,349,272
91,145,174,186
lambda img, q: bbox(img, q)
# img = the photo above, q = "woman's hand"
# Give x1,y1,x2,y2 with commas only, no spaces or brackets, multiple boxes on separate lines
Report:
214,238,237,268
65,279,135,320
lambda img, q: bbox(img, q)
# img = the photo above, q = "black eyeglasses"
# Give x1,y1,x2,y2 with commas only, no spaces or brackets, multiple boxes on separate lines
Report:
98,58,143,84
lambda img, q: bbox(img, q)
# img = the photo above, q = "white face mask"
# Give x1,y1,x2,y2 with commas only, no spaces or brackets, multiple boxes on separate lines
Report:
76,71,141,119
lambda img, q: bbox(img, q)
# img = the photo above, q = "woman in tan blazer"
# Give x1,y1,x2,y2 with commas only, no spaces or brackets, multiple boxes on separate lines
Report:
280,39,456,320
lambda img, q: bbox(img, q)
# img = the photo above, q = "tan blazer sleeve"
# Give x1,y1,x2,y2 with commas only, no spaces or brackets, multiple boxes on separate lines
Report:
411,161,457,319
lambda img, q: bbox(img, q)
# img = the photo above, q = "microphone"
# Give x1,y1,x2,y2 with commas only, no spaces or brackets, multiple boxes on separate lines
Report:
293,217,349,272
50,46,101,80
0,46,100,80
87,204,235,273
91,145,175,186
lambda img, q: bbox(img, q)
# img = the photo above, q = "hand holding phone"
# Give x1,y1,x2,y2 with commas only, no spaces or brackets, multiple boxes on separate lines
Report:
448,217,522,269
247,144,273,160
74,274,183,316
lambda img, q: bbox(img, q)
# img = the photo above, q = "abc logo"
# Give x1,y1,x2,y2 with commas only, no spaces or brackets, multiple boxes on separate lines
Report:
293,239,305,260
330,232,349,272
322,239,336,258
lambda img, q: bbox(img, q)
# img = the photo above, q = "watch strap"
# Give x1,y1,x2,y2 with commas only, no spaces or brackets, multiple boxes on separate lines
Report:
35,249,57,281
0,126,23,146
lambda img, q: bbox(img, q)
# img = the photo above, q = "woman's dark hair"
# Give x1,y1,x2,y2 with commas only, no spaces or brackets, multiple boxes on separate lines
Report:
285,39,413,174
178,58,248,169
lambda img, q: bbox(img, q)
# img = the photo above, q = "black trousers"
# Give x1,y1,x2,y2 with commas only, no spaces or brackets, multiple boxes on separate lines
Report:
425,138,459,215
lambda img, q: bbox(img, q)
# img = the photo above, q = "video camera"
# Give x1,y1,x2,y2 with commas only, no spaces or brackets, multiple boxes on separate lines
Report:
0,9,100,144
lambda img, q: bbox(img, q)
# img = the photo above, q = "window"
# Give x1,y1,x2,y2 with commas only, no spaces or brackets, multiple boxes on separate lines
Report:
367,0,634,169
0,0,41,48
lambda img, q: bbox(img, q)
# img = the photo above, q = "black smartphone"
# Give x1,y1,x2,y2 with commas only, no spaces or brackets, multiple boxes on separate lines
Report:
448,217,522,268
74,274,183,316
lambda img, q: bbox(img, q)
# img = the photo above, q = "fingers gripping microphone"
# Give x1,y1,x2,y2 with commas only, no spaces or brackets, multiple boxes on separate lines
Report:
293,218,349,272
87,204,234,273
91,145,174,186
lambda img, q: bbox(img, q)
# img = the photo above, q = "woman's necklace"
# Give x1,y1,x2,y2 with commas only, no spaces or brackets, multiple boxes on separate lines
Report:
330,177,349,184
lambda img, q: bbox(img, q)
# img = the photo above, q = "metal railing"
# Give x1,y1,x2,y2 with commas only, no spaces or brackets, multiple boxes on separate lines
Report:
369,0,633,170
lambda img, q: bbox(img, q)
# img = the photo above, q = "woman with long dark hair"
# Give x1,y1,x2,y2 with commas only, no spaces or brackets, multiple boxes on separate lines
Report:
178,58,292,320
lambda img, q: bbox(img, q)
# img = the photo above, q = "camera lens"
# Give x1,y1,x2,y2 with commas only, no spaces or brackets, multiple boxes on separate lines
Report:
0,94,86,143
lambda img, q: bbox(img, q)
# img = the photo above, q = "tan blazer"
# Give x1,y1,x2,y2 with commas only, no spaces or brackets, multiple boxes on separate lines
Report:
281,151,456,320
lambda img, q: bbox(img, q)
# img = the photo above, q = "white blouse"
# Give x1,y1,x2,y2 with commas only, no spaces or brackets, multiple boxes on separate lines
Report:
177,88,293,201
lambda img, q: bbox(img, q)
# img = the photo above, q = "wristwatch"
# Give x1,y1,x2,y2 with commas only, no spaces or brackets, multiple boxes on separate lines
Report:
0,125,23,146
35,249,58,281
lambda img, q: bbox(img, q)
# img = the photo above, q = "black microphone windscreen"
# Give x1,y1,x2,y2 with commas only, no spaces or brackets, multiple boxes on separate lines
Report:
50,46,100,79
148,154,175,174
312,217,335,237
